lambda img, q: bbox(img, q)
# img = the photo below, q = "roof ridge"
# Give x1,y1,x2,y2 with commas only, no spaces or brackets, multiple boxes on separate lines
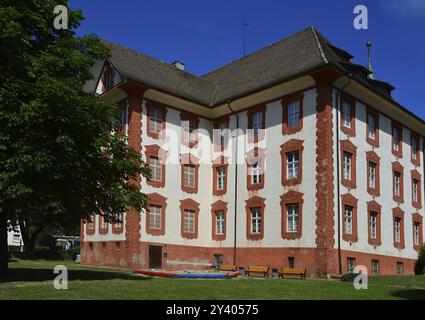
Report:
310,26,328,64
201,26,317,79
102,39,217,86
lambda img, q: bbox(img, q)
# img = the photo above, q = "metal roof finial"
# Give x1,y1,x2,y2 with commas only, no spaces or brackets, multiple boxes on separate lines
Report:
367,41,376,80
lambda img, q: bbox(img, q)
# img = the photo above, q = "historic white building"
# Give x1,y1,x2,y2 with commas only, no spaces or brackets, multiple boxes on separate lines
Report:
81,27,424,276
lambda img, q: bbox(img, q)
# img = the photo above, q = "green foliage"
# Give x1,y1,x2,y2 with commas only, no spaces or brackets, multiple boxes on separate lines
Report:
0,1,150,236
415,245,425,275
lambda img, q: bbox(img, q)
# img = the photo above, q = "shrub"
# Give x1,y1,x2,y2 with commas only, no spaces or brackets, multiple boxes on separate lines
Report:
415,245,425,275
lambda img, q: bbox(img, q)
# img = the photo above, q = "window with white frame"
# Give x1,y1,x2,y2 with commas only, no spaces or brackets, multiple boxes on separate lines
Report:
286,204,299,232
347,257,356,273
393,127,399,151
252,111,263,137
215,211,225,236
183,210,195,233
368,114,375,140
368,162,376,189
250,207,261,234
149,108,163,134
287,151,299,180
342,101,351,128
413,179,419,203
394,172,401,197
343,152,352,180
216,167,225,190
344,206,353,235
183,165,195,188
288,101,300,128
414,222,420,245
370,212,377,239
150,156,162,181
251,160,262,185
394,218,401,243
149,205,162,230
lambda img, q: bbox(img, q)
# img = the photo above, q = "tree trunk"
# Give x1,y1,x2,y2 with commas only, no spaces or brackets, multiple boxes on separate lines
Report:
0,217,8,276
19,220,43,259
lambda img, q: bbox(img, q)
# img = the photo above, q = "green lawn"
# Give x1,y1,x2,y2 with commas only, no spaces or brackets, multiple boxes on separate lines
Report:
0,259,425,300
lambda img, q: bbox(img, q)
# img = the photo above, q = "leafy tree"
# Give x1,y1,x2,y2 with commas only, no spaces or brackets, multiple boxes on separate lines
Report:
0,0,150,275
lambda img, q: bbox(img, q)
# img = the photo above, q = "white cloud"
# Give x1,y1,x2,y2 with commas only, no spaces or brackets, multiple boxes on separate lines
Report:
383,0,425,18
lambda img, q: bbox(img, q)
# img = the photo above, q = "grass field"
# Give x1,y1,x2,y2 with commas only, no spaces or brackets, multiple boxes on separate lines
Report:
0,259,425,300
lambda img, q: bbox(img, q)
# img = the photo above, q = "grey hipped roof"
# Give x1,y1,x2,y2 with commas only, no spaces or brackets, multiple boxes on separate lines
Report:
102,26,393,108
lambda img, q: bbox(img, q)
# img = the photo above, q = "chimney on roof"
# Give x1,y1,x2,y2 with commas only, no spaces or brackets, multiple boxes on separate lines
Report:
172,61,185,71
366,41,376,80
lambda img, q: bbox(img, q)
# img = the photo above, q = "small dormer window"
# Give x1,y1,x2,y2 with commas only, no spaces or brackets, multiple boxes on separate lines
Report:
104,71,114,90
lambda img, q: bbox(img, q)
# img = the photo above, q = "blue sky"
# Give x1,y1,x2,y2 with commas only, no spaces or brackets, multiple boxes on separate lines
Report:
70,0,425,120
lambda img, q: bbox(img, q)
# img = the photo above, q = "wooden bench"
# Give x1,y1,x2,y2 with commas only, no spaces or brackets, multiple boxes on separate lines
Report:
279,268,307,279
246,266,269,277
219,264,238,272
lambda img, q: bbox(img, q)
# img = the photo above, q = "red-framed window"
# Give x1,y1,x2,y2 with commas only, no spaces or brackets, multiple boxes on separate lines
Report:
411,170,422,209
340,93,356,137
146,193,167,236
180,154,199,194
211,200,227,241
212,156,228,196
98,214,109,235
341,193,358,243
392,121,403,158
392,161,404,204
282,92,304,135
246,147,265,191
245,196,265,241
180,112,199,148
112,212,124,234
180,198,199,239
145,144,167,188
247,104,266,143
280,190,303,240
366,107,379,147
281,139,304,186
412,213,423,251
340,140,357,189
392,207,405,250
411,131,420,166
367,200,382,247
86,215,96,235
213,116,230,152
146,101,167,140
366,151,380,197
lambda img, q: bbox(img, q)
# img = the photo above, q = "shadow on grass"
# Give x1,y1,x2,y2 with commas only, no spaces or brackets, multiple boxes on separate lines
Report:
0,267,150,283
391,289,425,300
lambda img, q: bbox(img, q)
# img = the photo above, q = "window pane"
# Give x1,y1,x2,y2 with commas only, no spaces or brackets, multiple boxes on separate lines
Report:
250,208,261,234
288,101,300,128
342,102,351,128
150,109,163,133
184,210,195,233
287,204,299,232
149,205,162,230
